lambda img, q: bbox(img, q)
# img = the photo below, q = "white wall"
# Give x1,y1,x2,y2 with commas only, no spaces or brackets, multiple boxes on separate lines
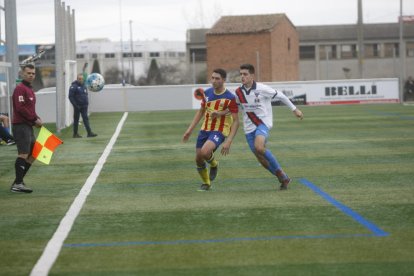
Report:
35,78,400,123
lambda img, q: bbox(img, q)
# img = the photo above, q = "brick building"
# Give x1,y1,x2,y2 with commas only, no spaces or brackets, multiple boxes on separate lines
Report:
206,14,299,82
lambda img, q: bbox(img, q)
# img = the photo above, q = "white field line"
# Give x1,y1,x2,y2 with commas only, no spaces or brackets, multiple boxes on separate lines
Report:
30,112,128,276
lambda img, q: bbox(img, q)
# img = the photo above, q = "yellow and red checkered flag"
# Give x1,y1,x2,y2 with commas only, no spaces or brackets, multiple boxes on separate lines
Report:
32,126,63,165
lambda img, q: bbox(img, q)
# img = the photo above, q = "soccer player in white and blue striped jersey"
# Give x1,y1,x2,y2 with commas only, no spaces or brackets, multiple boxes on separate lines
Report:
235,64,303,190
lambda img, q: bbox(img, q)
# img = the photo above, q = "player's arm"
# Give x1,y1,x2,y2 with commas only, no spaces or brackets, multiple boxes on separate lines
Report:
221,100,239,155
182,107,205,143
273,89,304,120
210,109,230,119
221,112,239,156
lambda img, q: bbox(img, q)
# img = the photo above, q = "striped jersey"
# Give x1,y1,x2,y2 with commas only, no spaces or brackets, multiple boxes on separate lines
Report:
200,87,238,136
235,81,296,134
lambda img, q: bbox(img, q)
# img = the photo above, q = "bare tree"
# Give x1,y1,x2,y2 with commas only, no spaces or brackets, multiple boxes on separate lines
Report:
182,0,223,29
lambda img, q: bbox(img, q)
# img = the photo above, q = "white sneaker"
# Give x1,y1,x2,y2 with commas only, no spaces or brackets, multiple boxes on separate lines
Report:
10,183,33,193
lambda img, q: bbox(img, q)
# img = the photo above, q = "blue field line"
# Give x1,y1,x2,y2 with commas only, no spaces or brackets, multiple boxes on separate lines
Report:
299,178,389,237
367,110,414,120
63,179,389,249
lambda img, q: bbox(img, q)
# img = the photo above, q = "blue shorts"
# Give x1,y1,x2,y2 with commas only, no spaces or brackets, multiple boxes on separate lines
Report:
196,130,225,149
245,124,270,152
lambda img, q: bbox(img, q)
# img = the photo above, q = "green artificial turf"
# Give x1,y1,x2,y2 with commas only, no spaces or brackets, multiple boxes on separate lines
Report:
0,104,413,275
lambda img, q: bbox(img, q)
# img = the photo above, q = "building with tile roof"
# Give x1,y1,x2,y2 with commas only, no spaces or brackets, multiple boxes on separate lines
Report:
205,14,299,82
187,21,414,82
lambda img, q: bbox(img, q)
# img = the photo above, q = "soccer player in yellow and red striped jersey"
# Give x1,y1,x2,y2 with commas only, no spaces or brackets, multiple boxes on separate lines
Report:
183,68,239,191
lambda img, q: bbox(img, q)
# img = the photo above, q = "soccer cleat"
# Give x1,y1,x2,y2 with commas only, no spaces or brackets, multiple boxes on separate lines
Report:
6,139,16,145
209,162,219,181
198,183,211,191
279,177,291,190
73,134,82,138
87,132,97,137
276,169,291,190
10,183,33,193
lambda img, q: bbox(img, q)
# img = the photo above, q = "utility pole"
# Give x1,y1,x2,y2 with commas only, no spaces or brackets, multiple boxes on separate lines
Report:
119,0,125,85
129,20,134,85
192,52,196,84
357,0,364,78
399,0,406,102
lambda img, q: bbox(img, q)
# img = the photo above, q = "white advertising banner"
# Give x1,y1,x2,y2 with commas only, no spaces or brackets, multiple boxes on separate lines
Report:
270,78,399,105
192,78,399,108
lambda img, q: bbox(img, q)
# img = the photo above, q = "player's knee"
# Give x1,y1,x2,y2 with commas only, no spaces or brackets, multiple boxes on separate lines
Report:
200,148,212,160
254,145,266,156
18,153,29,161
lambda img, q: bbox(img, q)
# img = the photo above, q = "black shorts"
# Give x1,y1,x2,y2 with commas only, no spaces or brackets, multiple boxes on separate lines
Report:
12,124,35,155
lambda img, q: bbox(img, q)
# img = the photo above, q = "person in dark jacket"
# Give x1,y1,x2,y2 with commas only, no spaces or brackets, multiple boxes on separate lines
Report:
10,64,42,193
68,74,97,138
404,76,414,101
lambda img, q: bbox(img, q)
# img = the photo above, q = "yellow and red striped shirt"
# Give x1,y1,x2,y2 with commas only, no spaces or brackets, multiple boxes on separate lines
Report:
201,88,238,136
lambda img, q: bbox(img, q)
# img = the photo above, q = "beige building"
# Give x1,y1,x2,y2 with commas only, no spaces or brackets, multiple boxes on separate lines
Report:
298,23,414,80
187,21,414,82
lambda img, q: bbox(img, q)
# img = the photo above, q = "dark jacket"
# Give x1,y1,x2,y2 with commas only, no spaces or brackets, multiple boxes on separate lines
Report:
68,80,89,108
12,80,39,126
405,79,414,94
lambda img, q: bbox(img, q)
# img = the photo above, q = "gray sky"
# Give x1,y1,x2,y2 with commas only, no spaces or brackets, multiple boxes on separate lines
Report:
9,0,414,44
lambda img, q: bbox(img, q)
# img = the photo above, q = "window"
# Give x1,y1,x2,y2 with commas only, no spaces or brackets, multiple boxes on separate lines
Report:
123,53,132,58
365,44,381,58
105,53,115,58
76,54,85,59
299,46,315,60
319,45,337,59
133,52,142,58
341,44,357,59
168,52,176,58
384,43,399,57
407,42,414,57
149,52,160,57
288,38,291,51
189,49,206,62
91,53,98,59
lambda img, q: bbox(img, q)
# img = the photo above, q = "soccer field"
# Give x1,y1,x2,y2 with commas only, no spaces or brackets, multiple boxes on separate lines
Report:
1,104,414,275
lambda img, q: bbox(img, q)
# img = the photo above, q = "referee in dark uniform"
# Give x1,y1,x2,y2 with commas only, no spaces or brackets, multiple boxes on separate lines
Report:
10,64,43,193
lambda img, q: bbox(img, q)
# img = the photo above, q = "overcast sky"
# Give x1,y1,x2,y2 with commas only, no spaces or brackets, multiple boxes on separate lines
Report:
6,0,414,44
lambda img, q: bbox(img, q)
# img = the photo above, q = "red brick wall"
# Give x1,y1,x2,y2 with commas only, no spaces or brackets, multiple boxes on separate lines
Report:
206,17,299,82
270,19,299,81
206,32,271,82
